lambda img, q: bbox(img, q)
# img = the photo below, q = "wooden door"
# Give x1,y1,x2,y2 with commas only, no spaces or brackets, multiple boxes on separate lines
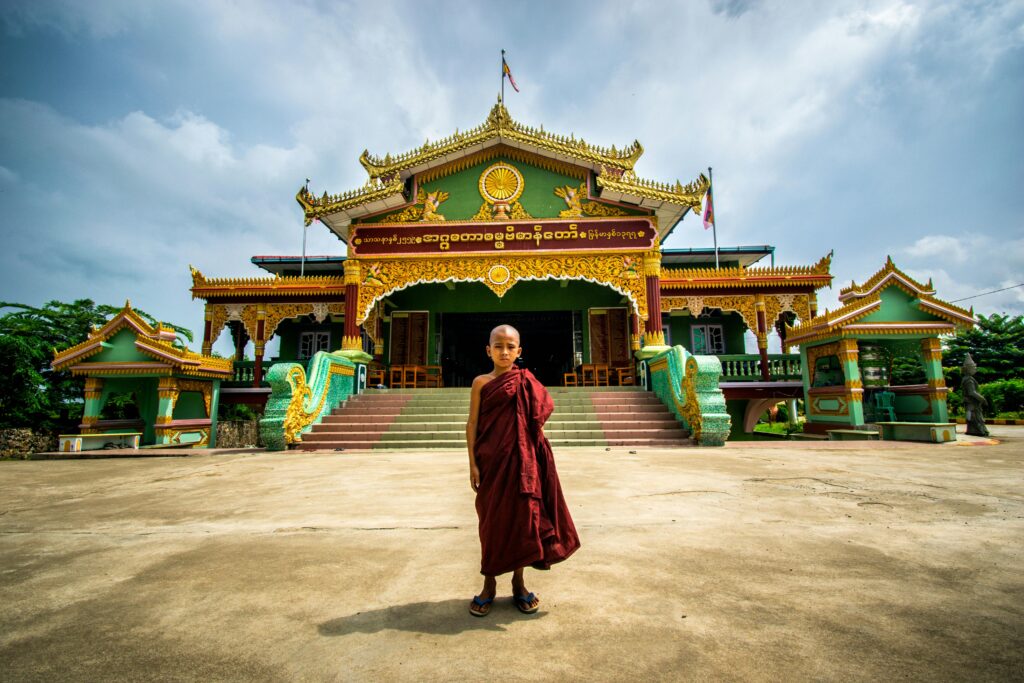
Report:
588,308,629,365
389,311,429,365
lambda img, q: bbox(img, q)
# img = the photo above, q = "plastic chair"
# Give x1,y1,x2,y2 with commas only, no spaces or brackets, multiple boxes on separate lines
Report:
874,391,896,421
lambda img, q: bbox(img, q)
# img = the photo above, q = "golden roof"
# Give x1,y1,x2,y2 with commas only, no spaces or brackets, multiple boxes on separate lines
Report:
52,301,233,378
190,266,346,301
838,255,934,301
787,257,975,346
296,102,709,239
661,253,833,291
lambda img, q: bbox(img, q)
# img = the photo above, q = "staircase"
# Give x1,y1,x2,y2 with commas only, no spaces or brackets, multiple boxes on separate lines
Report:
297,386,691,451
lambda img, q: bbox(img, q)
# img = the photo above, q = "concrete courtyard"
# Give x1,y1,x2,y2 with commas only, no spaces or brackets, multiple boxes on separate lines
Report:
2,428,1022,681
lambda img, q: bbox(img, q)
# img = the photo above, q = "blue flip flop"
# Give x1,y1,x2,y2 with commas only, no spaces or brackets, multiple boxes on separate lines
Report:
469,595,494,617
514,592,540,614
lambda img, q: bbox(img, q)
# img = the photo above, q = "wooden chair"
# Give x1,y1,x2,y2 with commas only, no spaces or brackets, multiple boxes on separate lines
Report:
424,365,443,388
615,365,636,386
389,365,406,388
594,364,610,387
367,363,386,387
580,363,597,387
563,371,578,387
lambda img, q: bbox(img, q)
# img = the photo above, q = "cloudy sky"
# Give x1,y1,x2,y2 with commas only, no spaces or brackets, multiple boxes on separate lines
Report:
1,0,1022,351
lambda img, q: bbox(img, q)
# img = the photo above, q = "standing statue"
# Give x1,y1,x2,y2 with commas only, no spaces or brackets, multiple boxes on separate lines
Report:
960,353,989,437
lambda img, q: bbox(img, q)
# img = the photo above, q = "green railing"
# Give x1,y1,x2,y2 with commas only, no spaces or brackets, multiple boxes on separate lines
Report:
717,354,802,381
648,346,731,447
225,360,288,386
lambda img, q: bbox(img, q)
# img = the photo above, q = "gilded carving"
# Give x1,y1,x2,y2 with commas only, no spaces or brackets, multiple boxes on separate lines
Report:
355,254,648,324
378,188,450,223
555,184,585,218
470,200,532,221
282,362,355,444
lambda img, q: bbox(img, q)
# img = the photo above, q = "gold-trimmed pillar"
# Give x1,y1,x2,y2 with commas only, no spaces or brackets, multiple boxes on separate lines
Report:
253,305,266,387
340,260,373,363
642,251,666,348
754,294,770,381
155,377,179,444
81,377,104,434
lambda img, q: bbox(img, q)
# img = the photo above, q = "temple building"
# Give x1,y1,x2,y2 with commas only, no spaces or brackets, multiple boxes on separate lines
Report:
191,103,833,411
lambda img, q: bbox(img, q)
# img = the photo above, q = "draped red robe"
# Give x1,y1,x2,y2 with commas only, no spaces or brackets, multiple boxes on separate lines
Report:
474,367,580,576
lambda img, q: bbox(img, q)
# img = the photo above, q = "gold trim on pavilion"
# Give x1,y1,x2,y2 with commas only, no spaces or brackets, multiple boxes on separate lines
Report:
353,253,650,325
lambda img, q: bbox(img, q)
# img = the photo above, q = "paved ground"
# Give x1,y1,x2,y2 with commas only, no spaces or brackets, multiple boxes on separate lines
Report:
2,427,1022,682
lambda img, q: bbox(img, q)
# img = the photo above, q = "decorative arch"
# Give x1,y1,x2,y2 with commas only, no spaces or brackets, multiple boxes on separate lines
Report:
354,254,649,324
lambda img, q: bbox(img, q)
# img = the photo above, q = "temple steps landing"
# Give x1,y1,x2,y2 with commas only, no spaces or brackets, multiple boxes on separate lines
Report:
297,387,692,451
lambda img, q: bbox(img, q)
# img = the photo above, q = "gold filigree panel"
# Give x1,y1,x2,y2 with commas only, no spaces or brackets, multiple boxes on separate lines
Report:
662,294,758,332
355,254,648,324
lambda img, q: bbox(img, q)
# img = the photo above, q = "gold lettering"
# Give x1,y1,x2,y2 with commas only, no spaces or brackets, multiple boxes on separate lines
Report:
494,240,504,249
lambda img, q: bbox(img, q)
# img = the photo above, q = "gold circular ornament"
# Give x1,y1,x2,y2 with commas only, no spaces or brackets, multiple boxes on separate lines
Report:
487,264,511,285
479,163,524,204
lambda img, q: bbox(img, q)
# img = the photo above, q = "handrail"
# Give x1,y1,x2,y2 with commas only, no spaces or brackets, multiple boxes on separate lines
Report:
260,351,357,450
648,346,731,446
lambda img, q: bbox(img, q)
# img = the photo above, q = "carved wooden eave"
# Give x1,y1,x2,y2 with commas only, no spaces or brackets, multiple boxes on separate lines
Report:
296,102,708,242
51,302,233,378
660,253,833,292
190,266,346,301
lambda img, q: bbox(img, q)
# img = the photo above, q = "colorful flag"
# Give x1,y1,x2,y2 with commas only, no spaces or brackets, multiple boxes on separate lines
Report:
702,183,714,230
502,57,519,93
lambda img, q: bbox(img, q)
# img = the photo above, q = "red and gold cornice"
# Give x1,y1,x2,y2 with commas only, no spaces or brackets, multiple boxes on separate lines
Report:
190,266,346,301
660,253,833,292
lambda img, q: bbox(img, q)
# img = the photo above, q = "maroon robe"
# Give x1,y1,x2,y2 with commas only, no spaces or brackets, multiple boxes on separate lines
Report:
474,367,580,576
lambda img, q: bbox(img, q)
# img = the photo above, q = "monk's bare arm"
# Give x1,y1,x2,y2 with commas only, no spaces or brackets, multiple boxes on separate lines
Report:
466,375,489,491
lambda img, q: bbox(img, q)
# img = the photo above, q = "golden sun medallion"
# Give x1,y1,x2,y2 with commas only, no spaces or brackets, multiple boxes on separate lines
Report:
479,162,524,204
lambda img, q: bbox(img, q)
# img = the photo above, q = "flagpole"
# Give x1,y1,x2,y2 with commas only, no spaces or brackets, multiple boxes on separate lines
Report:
301,178,310,277
709,166,719,270
501,49,505,104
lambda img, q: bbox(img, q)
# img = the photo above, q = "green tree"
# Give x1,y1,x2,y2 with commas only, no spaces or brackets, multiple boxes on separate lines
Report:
0,300,193,431
943,313,1024,386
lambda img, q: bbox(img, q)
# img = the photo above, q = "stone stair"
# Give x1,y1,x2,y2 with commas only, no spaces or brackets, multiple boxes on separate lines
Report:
297,386,691,451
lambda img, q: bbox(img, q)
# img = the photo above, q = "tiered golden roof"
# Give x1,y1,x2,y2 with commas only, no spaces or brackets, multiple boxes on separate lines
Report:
786,257,975,345
190,266,346,300
52,301,233,378
359,102,644,181
295,102,709,237
661,253,833,291
838,255,935,302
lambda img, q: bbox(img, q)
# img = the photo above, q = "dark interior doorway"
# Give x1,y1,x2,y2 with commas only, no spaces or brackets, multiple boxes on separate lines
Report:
439,311,573,387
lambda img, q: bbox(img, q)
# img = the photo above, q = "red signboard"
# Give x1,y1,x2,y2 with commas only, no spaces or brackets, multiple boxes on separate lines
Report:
350,218,655,256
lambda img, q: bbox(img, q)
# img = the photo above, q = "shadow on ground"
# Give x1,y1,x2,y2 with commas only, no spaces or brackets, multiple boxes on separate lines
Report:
318,598,546,635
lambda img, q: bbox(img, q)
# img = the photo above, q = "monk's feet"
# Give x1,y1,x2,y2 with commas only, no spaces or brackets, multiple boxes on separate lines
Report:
470,577,497,617
512,583,540,614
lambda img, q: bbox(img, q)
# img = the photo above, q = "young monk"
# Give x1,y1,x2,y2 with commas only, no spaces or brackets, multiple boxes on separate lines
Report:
465,324,580,617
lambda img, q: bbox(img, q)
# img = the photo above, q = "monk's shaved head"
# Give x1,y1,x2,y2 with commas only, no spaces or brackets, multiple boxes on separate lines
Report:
489,324,521,345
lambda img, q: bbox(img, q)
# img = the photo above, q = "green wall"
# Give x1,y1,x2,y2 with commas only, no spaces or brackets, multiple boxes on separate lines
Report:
275,318,346,361
359,156,647,223
667,311,747,354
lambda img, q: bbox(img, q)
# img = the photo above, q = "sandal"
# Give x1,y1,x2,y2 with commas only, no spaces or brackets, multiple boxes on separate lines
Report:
513,592,540,614
469,595,494,617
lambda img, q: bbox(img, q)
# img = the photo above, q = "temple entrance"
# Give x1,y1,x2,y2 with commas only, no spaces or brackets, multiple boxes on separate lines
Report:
439,311,574,387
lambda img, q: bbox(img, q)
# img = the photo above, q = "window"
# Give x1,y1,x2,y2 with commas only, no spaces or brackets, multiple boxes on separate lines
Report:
298,331,330,360
691,324,725,355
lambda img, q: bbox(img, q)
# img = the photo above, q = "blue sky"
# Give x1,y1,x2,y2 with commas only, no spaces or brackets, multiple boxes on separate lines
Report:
1,0,1022,351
